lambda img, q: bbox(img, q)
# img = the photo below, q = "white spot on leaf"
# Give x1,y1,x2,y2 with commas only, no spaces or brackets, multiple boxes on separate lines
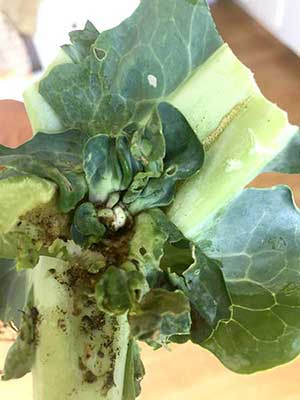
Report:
147,74,158,88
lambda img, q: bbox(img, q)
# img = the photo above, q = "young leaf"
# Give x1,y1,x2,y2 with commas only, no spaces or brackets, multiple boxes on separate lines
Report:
83,134,139,203
72,202,106,246
147,208,185,244
125,103,204,214
169,246,231,342
130,111,165,174
39,0,222,135
129,288,191,345
62,21,100,63
0,130,88,212
129,211,169,288
198,186,300,373
158,102,204,179
127,176,176,215
95,266,147,315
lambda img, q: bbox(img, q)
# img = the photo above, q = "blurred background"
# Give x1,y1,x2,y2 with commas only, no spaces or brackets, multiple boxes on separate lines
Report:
1,0,300,399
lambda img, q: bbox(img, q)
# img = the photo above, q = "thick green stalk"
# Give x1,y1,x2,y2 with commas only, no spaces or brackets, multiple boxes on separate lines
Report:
32,256,130,400
167,45,297,240
167,44,261,142
23,50,70,134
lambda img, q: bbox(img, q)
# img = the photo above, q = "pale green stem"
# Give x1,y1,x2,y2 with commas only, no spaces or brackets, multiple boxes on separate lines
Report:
32,256,130,400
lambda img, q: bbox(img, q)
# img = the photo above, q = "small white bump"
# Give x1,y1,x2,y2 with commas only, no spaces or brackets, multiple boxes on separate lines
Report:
147,74,158,88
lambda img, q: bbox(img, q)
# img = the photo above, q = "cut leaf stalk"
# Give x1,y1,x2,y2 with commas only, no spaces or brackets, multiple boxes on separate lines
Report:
167,45,297,240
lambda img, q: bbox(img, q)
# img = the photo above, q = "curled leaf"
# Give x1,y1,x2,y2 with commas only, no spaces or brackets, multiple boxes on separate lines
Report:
0,130,88,212
129,288,191,346
95,266,147,315
72,202,106,246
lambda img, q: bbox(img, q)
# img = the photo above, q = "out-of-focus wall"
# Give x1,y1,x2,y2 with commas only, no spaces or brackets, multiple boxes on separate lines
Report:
0,0,39,35
235,0,300,56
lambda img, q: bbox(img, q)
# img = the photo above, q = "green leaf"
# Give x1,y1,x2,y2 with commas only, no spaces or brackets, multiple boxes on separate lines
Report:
125,104,204,214
129,211,169,288
122,171,156,206
122,340,145,400
39,0,222,135
158,102,204,179
147,208,184,243
62,21,100,63
0,230,41,270
120,116,163,207
127,176,175,215
2,290,36,380
169,247,231,342
161,241,193,276
72,202,106,246
0,175,56,234
0,130,88,212
263,130,300,174
0,169,26,180
198,186,300,373
0,259,32,326
95,266,147,315
83,134,140,203
130,111,165,174
129,288,191,346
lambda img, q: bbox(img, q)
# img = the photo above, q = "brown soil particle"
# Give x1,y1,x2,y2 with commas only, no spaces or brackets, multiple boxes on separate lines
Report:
57,318,67,333
80,313,106,333
21,203,71,245
97,350,105,358
103,371,115,391
83,370,98,384
92,227,134,267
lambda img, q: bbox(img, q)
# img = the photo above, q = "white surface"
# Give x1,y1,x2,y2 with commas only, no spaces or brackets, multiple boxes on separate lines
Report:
34,0,139,68
0,0,139,101
0,74,40,101
235,0,300,55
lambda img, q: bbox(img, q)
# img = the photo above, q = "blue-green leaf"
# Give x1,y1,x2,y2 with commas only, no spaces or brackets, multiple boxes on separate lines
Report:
130,111,165,174
83,134,139,203
129,211,169,288
39,0,222,135
72,202,106,246
129,288,191,346
158,102,204,179
169,246,231,342
62,21,100,63
125,103,204,214
95,266,147,315
198,186,300,373
0,130,88,212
